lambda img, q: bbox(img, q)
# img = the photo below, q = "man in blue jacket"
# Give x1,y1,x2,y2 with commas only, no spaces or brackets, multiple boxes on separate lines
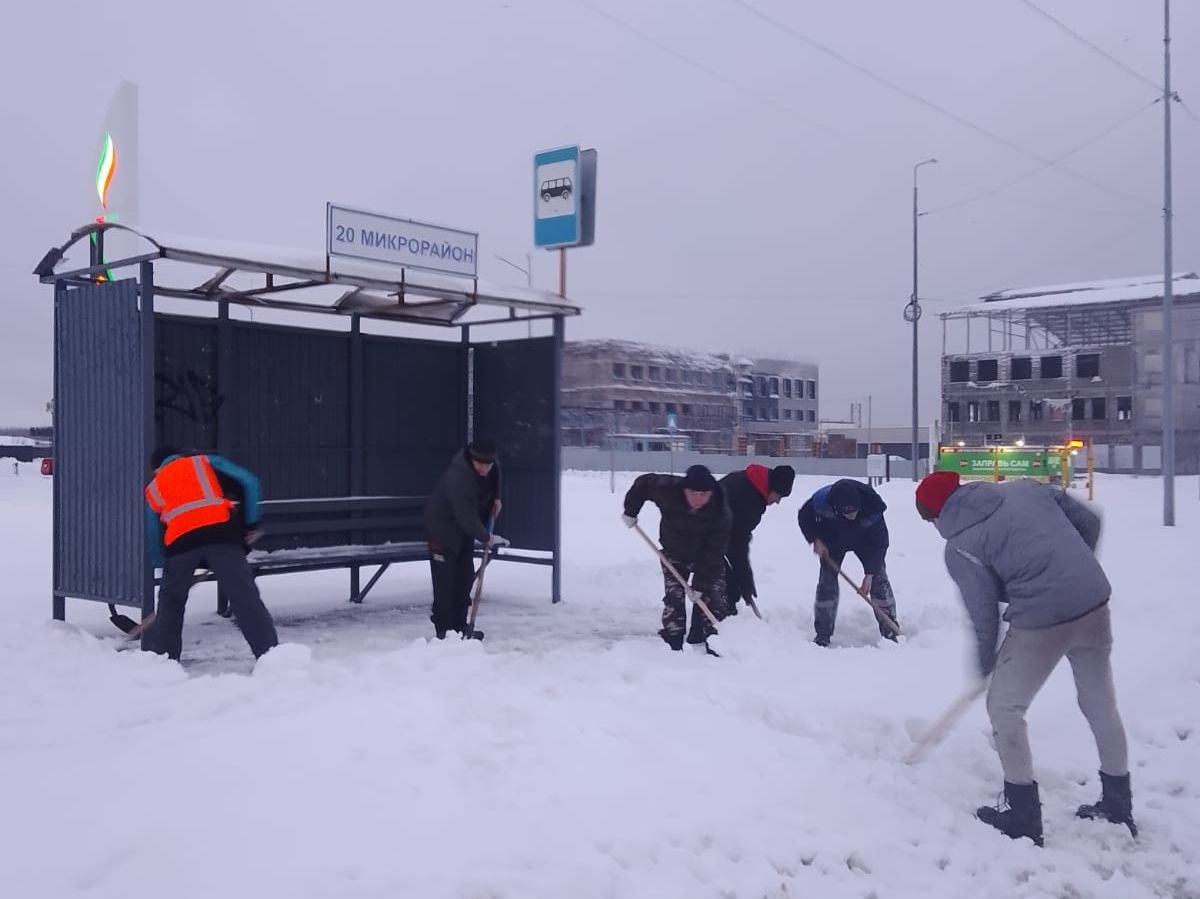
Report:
916,470,1134,846
797,478,898,645
144,448,278,661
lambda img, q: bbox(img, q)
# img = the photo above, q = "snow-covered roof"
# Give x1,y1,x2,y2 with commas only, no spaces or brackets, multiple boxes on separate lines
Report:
565,339,734,370
945,272,1200,315
565,340,816,371
35,222,580,327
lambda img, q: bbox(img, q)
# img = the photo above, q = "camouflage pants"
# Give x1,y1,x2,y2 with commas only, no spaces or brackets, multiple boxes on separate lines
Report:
660,559,728,650
814,552,898,639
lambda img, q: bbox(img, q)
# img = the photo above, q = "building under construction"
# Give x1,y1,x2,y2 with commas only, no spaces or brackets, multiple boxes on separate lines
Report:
939,273,1200,473
561,340,819,455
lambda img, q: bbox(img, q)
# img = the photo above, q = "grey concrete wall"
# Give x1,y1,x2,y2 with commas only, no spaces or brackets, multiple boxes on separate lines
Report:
562,447,921,479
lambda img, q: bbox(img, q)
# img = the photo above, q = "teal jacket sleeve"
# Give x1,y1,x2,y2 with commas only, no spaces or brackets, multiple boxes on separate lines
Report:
209,455,262,526
145,503,165,568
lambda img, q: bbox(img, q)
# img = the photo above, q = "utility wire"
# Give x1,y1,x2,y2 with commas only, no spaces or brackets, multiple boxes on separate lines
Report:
1016,0,1200,127
923,98,1160,217
1017,0,1161,91
571,0,851,142
725,0,1157,210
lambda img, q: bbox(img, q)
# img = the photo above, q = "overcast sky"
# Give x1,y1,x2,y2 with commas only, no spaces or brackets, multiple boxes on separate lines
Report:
1,0,1196,427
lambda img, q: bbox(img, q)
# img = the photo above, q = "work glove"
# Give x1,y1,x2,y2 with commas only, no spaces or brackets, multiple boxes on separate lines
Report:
621,514,638,528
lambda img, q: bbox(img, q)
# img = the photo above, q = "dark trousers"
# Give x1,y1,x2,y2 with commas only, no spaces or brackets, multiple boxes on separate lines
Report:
725,555,752,610
814,551,898,639
659,559,728,649
429,539,476,634
147,543,278,661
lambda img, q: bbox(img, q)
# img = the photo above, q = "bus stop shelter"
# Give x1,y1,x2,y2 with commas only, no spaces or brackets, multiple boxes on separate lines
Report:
34,221,580,625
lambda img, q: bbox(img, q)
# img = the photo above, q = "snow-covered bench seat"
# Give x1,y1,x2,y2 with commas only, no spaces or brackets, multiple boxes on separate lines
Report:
179,495,431,613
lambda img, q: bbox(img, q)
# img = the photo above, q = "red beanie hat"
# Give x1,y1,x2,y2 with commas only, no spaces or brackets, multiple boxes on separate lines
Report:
915,471,961,521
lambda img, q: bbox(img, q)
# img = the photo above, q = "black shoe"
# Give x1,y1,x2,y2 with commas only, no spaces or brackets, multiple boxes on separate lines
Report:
460,627,485,641
1077,771,1137,837
976,781,1044,847
814,634,831,647
659,628,684,651
726,603,739,617
435,628,447,640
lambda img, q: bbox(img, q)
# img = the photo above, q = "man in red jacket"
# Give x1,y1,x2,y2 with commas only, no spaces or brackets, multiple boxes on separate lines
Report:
718,464,795,615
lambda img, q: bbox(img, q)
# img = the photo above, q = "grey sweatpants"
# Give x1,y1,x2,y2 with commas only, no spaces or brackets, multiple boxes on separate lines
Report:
986,603,1128,785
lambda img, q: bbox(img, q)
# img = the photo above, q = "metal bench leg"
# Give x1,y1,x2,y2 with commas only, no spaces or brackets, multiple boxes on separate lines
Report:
350,565,360,604
351,563,391,604
53,593,65,621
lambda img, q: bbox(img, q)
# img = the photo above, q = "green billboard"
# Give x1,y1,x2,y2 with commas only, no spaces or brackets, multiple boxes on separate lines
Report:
937,447,1071,481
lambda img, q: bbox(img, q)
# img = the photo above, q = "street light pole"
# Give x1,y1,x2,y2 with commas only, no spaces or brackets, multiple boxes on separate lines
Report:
1161,0,1176,526
908,157,938,481
495,253,534,336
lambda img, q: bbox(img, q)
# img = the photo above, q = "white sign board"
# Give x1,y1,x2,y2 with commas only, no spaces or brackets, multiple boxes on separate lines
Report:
327,203,478,278
867,453,888,478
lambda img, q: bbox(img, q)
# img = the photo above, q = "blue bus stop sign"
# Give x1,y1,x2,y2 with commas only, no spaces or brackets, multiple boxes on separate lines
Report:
534,145,580,248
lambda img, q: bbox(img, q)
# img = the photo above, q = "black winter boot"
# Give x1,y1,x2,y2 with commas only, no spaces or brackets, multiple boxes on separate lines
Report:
976,781,1044,847
1077,771,1137,837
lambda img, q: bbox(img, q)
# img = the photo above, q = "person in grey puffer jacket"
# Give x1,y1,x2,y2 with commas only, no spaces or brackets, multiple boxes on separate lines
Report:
915,470,1135,847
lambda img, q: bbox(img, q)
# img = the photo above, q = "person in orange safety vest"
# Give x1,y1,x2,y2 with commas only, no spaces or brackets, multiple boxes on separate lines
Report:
143,448,278,661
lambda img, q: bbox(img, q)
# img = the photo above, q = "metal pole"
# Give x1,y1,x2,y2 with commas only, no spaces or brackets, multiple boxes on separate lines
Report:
139,261,157,643
910,158,937,481
913,168,919,480
558,248,567,297
610,410,616,494
494,253,535,336
551,315,564,603
867,393,873,457
1162,0,1176,526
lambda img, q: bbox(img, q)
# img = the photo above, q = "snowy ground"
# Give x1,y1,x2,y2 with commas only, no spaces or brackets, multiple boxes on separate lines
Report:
1,468,1198,898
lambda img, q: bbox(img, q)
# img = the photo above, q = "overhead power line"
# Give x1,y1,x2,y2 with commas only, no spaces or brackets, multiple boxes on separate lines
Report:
924,99,1160,217
1016,0,1200,127
571,0,850,142
725,0,1157,210
1017,0,1161,91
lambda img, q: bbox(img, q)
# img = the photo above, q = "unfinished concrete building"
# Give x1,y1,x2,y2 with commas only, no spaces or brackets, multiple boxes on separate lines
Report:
940,273,1200,473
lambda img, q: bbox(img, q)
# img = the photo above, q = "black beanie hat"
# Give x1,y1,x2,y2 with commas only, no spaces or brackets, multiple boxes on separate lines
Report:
768,465,795,497
828,480,862,512
681,464,717,491
468,437,497,463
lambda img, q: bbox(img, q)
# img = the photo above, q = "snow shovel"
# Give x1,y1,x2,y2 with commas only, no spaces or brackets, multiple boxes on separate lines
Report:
465,519,498,640
904,680,988,765
111,567,215,634
632,523,720,631
108,605,156,637
821,555,902,637
723,555,765,620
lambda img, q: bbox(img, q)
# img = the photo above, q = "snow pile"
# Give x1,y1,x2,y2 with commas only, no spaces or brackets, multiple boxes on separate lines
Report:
0,471,1197,898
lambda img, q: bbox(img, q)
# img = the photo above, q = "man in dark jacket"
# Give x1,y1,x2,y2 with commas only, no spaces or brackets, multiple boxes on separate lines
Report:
719,464,795,616
144,448,278,662
916,470,1134,847
622,464,731,652
797,478,898,645
424,438,502,640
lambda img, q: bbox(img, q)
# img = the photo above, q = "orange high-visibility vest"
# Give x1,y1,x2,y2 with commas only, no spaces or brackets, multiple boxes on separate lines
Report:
145,455,233,546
